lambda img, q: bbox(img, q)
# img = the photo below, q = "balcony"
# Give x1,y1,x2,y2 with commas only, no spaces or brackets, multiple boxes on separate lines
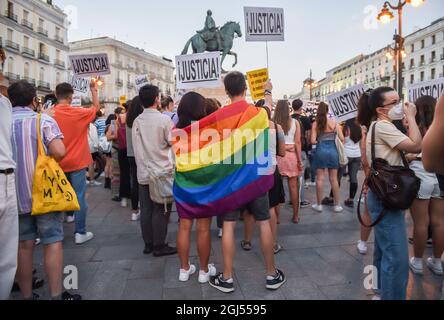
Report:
5,40,20,51
54,35,64,44
37,81,50,90
38,52,50,62
116,79,123,87
127,82,134,89
21,19,33,30
54,59,65,69
5,11,18,22
22,47,35,58
381,76,390,82
419,61,426,67
37,27,48,37
23,77,36,86
430,57,436,64
409,65,415,70
4,72,20,82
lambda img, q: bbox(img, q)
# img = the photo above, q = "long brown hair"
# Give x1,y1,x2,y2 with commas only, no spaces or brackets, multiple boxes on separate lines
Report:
273,100,291,135
415,95,436,137
316,102,329,134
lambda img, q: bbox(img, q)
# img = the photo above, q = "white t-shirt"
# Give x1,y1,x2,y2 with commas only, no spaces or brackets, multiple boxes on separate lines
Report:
366,120,408,166
344,136,361,158
0,95,15,170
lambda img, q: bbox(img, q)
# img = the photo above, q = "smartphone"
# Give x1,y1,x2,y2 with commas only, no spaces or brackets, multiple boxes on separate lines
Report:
111,120,116,135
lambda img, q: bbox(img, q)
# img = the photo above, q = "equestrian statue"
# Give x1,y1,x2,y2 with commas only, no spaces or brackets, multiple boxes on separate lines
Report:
182,10,242,73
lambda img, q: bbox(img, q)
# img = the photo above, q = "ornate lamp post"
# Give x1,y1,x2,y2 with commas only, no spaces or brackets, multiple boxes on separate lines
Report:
377,0,425,96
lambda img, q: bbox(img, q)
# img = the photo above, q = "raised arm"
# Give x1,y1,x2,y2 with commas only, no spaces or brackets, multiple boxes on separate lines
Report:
264,80,273,113
395,102,422,154
90,78,100,111
423,92,444,174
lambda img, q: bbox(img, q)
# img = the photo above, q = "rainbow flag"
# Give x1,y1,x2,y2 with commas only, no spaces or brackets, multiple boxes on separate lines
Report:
172,100,275,219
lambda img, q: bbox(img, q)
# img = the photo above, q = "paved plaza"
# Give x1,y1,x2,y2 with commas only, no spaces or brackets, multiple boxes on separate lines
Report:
12,177,444,300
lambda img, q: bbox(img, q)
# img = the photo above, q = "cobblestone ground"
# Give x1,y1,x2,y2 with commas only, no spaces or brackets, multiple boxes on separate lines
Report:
11,174,444,300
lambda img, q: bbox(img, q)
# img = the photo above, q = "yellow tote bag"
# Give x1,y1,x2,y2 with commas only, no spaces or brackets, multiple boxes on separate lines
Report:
32,113,80,216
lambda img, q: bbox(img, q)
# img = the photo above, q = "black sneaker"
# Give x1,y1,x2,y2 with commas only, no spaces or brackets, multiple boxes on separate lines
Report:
11,277,45,292
321,197,334,206
300,201,311,208
61,291,82,300
266,269,286,290
153,244,177,257
143,244,153,255
209,273,235,294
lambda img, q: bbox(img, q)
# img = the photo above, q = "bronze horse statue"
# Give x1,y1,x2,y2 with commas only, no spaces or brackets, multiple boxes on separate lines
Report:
182,21,242,73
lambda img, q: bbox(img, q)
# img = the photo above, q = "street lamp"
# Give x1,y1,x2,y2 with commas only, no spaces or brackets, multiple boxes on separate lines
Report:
304,69,317,101
377,0,425,96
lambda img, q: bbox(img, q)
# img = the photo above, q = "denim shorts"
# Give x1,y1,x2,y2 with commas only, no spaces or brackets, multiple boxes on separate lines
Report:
19,213,64,245
313,140,339,169
224,193,270,222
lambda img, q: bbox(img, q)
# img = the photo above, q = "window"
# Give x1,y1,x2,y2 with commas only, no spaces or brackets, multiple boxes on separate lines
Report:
431,68,436,80
39,67,45,81
8,57,14,74
56,49,61,60
431,51,436,62
39,18,44,28
23,36,29,48
411,44,414,53
56,72,61,84
23,10,29,21
56,27,60,37
7,29,13,41
24,62,30,78
410,74,414,84
421,39,425,49
410,58,414,68
7,1,13,15
420,55,425,65
432,35,436,45
420,71,424,82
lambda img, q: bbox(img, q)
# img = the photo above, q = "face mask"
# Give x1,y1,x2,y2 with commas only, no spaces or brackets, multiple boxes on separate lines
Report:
387,103,404,121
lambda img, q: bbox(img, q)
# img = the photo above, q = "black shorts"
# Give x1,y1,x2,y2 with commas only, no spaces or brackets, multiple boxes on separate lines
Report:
224,193,270,222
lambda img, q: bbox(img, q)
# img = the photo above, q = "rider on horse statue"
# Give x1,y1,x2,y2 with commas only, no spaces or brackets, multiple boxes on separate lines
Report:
197,10,222,50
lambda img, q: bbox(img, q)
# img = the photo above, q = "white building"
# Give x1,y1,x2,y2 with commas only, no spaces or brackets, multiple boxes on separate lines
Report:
0,0,69,96
69,37,175,113
297,17,444,102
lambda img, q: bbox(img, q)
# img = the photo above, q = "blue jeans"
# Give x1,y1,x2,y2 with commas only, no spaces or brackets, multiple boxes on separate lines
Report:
66,169,88,235
367,190,409,300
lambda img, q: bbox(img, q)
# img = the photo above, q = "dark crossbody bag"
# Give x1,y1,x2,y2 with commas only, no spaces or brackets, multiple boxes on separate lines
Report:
357,122,420,228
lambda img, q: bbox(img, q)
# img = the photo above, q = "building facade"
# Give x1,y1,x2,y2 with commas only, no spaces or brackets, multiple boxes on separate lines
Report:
294,17,444,102
0,0,69,96
69,37,175,113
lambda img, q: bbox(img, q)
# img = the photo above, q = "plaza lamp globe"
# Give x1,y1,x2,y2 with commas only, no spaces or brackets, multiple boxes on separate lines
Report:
406,0,425,8
377,6,394,24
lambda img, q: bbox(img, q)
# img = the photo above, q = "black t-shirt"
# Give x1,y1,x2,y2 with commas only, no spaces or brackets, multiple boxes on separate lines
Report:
292,114,312,151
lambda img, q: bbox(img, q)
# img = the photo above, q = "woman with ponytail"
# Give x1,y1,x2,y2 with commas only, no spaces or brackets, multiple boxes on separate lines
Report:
357,86,422,300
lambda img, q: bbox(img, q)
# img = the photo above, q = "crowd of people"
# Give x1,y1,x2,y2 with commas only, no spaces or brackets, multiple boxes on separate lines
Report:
0,46,444,301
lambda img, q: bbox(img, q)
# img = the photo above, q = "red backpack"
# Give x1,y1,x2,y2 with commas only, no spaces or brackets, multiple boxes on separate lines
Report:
116,117,127,150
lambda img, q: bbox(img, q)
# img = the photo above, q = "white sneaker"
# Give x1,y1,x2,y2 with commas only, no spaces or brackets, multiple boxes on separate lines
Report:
357,240,368,255
179,264,196,282
312,204,323,212
333,205,344,213
198,264,217,284
218,228,223,239
65,215,75,223
131,212,140,222
307,182,316,187
426,257,443,276
121,198,128,208
89,180,102,187
409,257,424,275
75,232,94,245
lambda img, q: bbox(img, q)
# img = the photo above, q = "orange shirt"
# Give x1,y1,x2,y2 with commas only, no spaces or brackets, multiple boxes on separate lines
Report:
54,105,97,173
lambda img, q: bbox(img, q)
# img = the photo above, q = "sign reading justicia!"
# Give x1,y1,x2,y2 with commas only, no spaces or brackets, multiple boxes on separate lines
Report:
244,7,285,42
175,52,222,89
69,53,111,77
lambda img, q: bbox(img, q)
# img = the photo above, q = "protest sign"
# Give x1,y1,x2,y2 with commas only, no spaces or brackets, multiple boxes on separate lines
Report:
71,94,82,107
69,53,110,77
120,95,127,107
327,84,368,122
244,7,285,42
302,101,318,119
135,74,150,92
175,52,221,89
69,75,90,95
408,77,444,102
246,68,269,101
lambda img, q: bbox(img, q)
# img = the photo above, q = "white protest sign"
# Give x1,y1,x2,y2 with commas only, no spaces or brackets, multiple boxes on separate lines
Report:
408,78,444,102
71,94,82,107
327,84,368,122
69,53,110,77
244,7,285,42
69,75,90,96
175,52,221,89
135,74,150,92
302,101,318,119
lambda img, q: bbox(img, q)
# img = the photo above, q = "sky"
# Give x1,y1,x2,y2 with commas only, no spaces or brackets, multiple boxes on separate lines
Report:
56,0,444,98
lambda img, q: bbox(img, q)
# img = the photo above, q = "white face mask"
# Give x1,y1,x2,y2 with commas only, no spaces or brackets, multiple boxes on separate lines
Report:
387,103,404,121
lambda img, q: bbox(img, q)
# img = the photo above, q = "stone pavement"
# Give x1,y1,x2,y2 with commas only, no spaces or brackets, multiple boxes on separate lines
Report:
11,176,444,300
